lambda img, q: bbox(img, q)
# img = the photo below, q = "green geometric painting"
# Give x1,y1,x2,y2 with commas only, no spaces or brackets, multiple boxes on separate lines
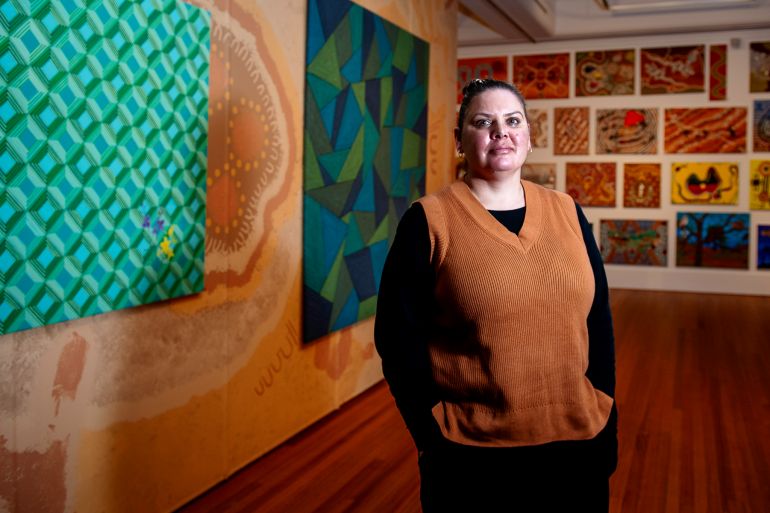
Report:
303,0,428,343
0,0,210,335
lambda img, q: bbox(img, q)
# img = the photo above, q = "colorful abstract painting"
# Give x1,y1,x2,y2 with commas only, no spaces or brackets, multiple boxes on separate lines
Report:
528,108,547,148
596,109,657,154
750,41,770,93
664,108,747,153
0,0,210,335
623,163,661,208
457,56,507,104
750,160,770,210
676,213,749,269
575,49,634,96
566,162,616,207
513,53,569,99
671,162,738,205
754,100,770,152
641,45,705,94
759,225,770,269
709,44,727,101
303,0,428,342
600,220,667,266
521,163,556,189
554,107,589,155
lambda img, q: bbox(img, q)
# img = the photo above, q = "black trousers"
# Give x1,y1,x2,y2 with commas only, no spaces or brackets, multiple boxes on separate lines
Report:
418,436,612,513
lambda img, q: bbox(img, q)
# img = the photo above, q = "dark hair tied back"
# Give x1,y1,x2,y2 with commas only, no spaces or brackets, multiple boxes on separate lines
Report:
456,79,527,132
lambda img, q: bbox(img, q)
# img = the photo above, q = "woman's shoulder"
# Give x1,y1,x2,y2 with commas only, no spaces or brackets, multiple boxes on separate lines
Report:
524,179,575,208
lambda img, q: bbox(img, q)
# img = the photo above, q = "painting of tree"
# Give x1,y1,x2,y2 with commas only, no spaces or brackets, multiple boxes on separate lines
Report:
676,213,749,269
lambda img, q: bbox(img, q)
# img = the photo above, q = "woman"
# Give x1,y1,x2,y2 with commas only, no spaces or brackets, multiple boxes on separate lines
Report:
374,79,617,512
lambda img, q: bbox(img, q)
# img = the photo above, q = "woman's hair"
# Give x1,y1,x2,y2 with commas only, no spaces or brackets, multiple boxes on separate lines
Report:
456,79,528,131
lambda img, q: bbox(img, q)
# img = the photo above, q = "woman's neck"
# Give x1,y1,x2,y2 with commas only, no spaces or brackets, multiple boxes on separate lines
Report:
464,172,525,210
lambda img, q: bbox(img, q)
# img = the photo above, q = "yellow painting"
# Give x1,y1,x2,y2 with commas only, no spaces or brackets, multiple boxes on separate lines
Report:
750,160,770,210
671,162,739,205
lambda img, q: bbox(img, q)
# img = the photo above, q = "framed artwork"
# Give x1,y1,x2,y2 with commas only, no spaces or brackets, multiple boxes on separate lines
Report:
303,0,429,342
624,163,661,208
641,45,705,94
750,41,770,93
528,109,548,148
671,162,739,205
596,108,657,154
0,0,211,335
754,100,770,152
664,108,747,153
554,107,589,155
521,163,556,189
566,162,616,207
457,56,507,104
676,213,749,269
759,225,770,269
600,220,667,266
750,160,770,210
575,49,635,96
709,44,727,101
513,53,570,99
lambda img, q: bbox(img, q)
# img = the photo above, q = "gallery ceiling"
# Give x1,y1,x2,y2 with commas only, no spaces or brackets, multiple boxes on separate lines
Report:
458,0,770,47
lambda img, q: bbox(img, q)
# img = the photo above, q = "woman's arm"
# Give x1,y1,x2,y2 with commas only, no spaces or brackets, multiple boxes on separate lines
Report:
575,203,616,399
374,203,442,451
575,202,618,475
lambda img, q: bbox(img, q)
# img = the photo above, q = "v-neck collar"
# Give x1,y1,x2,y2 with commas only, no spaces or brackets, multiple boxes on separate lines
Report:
448,179,543,252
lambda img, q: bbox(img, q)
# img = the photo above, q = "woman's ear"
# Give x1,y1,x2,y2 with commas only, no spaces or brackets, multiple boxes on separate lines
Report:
454,128,462,155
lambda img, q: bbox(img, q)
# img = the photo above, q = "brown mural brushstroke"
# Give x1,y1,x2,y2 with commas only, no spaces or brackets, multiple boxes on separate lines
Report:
252,321,298,396
52,332,88,416
314,329,353,381
0,435,67,513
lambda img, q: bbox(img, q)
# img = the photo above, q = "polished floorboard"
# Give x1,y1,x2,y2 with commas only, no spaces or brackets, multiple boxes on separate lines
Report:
176,289,770,513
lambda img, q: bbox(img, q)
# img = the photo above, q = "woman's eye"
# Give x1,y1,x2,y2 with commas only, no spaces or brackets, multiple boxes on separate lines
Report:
507,117,520,126
474,119,491,128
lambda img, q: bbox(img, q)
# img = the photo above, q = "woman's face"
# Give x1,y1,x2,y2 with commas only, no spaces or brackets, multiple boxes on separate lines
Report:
456,88,531,179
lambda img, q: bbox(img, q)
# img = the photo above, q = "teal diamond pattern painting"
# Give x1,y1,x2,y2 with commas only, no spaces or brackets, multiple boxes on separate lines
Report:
303,0,429,343
0,0,211,335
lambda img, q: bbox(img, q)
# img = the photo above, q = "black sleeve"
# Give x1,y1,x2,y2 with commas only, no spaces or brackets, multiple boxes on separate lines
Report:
374,203,442,451
575,203,618,475
575,203,616,398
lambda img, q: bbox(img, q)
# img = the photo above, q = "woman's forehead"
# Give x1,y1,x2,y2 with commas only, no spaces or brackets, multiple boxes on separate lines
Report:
467,89,524,113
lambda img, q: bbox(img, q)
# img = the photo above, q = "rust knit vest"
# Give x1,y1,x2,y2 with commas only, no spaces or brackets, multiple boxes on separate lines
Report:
417,180,613,447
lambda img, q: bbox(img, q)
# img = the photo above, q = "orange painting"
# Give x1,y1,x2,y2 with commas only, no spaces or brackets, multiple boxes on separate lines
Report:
624,163,661,208
513,53,570,99
664,108,747,153
566,162,617,207
457,56,508,104
554,107,589,155
641,45,705,94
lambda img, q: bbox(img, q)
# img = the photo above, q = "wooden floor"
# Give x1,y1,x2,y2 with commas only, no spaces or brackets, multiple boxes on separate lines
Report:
176,289,770,513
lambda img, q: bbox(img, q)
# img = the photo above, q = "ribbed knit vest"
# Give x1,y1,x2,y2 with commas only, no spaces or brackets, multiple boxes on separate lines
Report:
417,180,613,447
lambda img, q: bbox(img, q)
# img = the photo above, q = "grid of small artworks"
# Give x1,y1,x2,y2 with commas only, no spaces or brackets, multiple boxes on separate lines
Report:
456,42,770,271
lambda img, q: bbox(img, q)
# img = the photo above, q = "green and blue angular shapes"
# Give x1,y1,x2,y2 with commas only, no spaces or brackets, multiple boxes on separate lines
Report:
303,0,429,342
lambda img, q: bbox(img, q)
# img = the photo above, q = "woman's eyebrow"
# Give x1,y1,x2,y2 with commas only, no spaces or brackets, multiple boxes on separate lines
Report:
472,111,523,117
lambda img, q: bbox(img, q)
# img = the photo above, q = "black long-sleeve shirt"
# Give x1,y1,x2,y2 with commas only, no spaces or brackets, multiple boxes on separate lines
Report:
374,199,618,473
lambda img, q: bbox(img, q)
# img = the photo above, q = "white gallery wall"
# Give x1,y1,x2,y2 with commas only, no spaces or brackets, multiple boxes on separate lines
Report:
459,28,770,296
